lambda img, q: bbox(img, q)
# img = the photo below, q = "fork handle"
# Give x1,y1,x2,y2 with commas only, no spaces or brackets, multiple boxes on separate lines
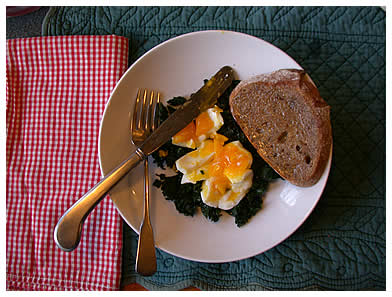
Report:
54,149,145,252
135,158,157,276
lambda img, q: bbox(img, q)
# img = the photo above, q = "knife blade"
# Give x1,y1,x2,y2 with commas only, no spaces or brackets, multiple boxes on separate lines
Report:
140,65,234,155
54,66,234,252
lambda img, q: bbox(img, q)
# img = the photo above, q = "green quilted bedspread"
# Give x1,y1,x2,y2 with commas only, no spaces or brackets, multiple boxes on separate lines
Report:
43,6,386,290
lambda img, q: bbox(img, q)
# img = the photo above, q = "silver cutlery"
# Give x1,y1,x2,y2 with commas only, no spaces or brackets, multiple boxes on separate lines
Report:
131,89,160,276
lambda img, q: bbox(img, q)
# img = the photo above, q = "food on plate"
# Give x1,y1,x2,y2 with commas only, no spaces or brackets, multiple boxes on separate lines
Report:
175,121,254,210
229,69,332,187
152,81,280,227
172,106,224,149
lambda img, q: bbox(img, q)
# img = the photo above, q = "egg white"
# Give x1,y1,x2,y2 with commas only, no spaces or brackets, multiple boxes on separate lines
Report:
201,170,253,210
175,140,215,184
175,139,254,210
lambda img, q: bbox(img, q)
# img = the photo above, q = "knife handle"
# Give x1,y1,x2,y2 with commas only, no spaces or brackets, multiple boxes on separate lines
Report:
54,148,145,252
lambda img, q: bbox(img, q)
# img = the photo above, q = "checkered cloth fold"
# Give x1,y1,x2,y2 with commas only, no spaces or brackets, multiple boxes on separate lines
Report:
6,35,128,290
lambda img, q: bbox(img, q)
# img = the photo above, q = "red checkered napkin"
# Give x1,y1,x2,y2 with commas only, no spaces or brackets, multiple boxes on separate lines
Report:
6,35,128,290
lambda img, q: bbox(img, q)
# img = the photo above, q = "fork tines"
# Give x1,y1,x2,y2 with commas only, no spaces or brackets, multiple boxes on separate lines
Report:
132,89,161,143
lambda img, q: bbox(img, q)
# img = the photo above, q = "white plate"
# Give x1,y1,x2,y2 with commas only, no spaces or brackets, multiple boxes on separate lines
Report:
99,30,332,263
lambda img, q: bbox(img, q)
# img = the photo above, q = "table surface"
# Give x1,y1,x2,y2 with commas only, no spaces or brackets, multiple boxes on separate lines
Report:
7,6,385,291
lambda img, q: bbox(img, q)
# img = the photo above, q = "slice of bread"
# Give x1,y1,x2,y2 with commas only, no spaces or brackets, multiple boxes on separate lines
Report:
229,69,332,187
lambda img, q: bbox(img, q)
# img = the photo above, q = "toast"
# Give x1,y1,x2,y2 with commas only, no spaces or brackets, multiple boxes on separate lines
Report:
229,69,332,187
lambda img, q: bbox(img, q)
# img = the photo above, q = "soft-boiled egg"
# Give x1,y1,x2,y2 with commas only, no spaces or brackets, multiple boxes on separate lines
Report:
201,169,253,210
175,132,254,210
175,139,215,184
172,105,224,149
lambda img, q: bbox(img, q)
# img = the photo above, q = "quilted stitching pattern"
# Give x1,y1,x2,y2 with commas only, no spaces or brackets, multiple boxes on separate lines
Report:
43,6,385,290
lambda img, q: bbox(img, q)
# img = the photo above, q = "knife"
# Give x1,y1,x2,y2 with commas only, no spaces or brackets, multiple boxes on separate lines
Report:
54,66,235,252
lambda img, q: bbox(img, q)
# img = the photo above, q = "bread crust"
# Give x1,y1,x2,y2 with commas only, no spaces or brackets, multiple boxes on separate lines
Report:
229,69,332,187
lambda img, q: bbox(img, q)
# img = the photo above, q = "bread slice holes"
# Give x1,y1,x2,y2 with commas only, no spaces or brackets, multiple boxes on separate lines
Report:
296,145,301,151
305,155,311,164
277,131,288,143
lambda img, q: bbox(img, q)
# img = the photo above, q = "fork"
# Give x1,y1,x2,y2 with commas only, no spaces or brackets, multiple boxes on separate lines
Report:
53,89,161,253
132,89,160,276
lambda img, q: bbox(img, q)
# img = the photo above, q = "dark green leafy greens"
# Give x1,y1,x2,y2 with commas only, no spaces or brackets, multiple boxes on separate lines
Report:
152,80,280,227
152,175,222,222
153,174,202,216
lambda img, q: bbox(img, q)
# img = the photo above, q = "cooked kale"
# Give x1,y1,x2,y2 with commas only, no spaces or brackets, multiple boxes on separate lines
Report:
157,101,169,123
152,80,280,227
226,190,263,227
200,203,221,222
151,141,192,169
153,174,202,216
167,96,187,106
227,172,269,227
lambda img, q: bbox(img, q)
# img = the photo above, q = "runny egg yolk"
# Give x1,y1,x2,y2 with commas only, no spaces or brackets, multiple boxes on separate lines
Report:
205,137,253,202
173,105,253,210
221,142,253,183
195,111,215,138
172,121,196,147
172,106,223,149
